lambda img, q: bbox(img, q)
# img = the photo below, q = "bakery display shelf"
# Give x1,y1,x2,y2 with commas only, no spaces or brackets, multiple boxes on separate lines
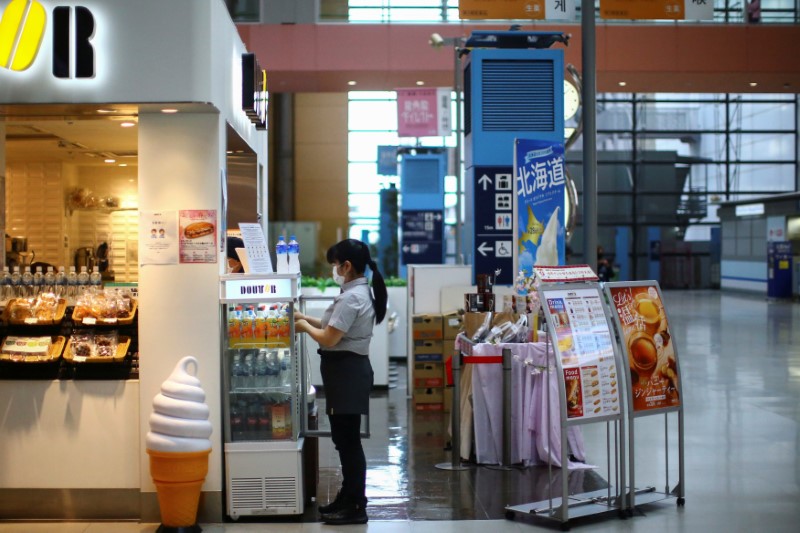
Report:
64,335,132,364
74,299,137,326
0,335,66,364
4,298,68,326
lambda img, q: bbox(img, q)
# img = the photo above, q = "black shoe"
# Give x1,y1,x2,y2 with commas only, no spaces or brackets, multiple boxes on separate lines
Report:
318,490,345,515
322,505,368,525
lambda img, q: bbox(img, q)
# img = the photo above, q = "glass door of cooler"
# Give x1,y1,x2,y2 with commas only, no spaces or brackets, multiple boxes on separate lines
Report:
219,275,300,445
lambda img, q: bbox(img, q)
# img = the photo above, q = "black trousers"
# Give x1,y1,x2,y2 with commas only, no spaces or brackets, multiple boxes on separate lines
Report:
329,413,367,507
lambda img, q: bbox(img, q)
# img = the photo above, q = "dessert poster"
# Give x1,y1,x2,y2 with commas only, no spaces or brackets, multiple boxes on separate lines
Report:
543,287,621,420
607,284,680,412
140,211,178,265
514,138,565,277
179,210,217,264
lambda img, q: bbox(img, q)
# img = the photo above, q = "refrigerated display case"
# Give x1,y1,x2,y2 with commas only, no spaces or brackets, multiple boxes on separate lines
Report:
219,273,304,518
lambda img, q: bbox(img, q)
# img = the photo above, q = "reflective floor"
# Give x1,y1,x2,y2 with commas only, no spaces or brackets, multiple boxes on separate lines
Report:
2,290,799,532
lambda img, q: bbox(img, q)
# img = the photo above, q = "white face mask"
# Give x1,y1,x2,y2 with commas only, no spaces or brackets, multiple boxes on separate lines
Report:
332,264,346,286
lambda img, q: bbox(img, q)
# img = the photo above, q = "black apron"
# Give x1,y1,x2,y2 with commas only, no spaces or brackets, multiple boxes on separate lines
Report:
318,349,373,415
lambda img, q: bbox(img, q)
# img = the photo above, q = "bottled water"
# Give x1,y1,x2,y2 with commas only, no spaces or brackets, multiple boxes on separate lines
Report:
242,351,254,389
275,236,288,274
11,267,21,298
33,266,44,295
67,266,78,299
265,350,281,388
21,267,33,297
90,267,102,288
280,349,292,388
1,267,10,301
77,266,90,296
287,235,300,274
254,349,269,389
44,267,56,294
231,353,242,390
55,266,67,298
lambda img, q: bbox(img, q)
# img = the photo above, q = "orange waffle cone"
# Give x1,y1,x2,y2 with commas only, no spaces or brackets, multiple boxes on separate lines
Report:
147,449,210,527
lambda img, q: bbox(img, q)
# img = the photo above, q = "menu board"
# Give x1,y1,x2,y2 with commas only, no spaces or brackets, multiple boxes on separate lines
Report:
542,287,622,420
179,209,217,264
606,283,680,413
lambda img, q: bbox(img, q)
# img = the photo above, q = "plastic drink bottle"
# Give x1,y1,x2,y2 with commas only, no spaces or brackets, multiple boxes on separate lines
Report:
90,267,102,288
11,267,21,298
275,236,288,274
21,267,33,297
33,266,44,295
287,235,300,274
44,266,55,294
55,266,67,298
0,267,10,301
66,266,77,299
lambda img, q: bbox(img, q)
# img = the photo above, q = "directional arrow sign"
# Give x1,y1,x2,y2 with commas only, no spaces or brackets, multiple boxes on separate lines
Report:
478,174,492,191
477,242,492,257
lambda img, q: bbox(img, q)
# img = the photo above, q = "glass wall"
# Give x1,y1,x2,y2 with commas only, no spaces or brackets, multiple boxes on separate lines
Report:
348,91,798,276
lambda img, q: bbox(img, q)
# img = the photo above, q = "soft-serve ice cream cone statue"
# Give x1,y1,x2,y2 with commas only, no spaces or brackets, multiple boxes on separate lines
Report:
147,356,212,531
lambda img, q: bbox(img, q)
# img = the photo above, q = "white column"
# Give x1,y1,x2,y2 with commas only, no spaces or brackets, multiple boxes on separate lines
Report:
137,111,225,496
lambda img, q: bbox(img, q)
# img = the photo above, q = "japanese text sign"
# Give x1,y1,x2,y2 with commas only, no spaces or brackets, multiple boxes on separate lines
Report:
514,139,566,277
459,0,576,20
600,0,714,20
397,87,452,138
606,282,681,413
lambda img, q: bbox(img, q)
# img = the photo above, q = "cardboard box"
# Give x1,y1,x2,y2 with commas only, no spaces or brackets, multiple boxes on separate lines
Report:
413,387,445,404
413,339,443,355
412,314,443,340
443,386,453,413
414,402,444,411
462,311,516,340
413,362,445,388
442,311,463,339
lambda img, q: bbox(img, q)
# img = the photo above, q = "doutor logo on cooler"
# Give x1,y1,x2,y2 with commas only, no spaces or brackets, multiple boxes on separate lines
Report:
0,0,95,78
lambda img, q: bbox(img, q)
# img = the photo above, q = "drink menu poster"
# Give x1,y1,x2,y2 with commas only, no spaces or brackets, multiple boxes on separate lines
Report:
543,287,622,420
607,283,680,413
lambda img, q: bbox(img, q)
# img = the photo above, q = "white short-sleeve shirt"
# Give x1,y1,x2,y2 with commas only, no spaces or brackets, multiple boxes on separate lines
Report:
320,277,375,355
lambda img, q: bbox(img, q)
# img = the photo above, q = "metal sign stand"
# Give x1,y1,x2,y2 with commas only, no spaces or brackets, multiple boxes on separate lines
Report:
603,281,685,512
436,334,471,471
505,282,627,529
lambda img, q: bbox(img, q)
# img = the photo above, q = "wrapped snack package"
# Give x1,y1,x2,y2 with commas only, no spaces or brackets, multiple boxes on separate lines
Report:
146,356,212,529
94,331,118,358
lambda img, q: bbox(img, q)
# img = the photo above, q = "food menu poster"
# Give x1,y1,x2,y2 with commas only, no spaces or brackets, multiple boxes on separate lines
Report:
179,210,217,264
140,211,178,265
607,284,680,412
543,287,621,420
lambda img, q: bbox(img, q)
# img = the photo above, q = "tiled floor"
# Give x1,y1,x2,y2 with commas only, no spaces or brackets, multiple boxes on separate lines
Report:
2,290,799,532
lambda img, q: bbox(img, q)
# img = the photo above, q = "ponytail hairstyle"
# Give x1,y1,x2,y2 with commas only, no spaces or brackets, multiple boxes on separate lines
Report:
326,239,388,324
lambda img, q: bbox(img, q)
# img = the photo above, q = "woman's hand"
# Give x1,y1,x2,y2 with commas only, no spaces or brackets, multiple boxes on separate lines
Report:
295,318,309,334
294,311,306,322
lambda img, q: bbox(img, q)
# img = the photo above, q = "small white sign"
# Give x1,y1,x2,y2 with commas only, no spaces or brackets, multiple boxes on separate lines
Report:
495,193,512,211
534,265,599,283
495,173,512,191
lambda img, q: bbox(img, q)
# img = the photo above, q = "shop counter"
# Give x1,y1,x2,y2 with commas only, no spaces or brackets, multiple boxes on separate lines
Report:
0,379,140,518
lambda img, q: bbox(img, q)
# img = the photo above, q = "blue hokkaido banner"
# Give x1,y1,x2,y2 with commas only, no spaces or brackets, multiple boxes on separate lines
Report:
514,139,566,276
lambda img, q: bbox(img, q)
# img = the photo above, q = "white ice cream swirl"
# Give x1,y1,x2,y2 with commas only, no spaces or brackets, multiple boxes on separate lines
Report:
146,356,212,452
535,206,560,266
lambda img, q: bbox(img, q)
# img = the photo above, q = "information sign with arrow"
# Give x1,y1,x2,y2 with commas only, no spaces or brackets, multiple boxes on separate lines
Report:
473,166,514,285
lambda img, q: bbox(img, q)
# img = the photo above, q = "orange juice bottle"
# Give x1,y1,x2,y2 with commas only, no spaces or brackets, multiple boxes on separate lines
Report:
254,308,267,345
228,306,242,348
240,306,255,343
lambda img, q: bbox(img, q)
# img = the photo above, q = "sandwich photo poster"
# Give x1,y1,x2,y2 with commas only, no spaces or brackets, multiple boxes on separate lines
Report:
140,210,178,265
514,138,566,277
543,287,622,420
607,283,680,412
179,209,218,264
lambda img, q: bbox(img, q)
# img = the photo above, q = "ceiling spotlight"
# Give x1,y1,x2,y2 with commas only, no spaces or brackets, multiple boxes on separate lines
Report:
120,121,136,128
429,33,445,48
618,81,627,87
161,108,179,114
119,163,128,167
97,109,116,114
749,82,758,87
347,81,357,86
416,81,425,86
104,159,116,163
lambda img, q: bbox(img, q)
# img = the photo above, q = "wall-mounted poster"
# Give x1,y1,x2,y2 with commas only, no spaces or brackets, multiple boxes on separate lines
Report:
140,211,178,265
179,209,217,264
542,286,622,421
606,283,681,413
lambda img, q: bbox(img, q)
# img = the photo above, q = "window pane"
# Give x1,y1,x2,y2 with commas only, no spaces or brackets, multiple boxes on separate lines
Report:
732,102,796,131
349,132,400,162
734,164,795,192
735,133,795,162
348,163,398,193
349,100,398,130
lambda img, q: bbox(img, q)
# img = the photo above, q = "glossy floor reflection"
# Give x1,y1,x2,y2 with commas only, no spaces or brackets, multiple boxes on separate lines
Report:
1,290,799,532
